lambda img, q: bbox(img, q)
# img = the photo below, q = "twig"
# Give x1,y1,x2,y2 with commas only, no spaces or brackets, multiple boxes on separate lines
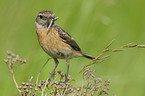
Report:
63,85,68,95
36,58,51,84
87,84,96,95
10,68,21,94
49,77,57,87
29,76,33,82
47,19,53,32
105,39,115,49
70,40,145,83
41,78,49,96
80,65,86,95
120,42,133,48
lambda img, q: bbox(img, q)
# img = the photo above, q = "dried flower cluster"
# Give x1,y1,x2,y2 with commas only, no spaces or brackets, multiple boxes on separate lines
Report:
4,50,26,94
4,50,111,96
5,41,144,96
17,70,110,96
4,50,26,70
18,81,37,96
82,68,110,96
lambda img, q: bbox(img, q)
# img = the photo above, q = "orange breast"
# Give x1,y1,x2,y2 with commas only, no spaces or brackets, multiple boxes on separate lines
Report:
36,27,75,59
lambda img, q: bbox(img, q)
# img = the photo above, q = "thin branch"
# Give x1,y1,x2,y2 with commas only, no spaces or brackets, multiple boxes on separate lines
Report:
41,78,49,96
70,40,145,83
105,39,115,49
10,69,21,94
36,58,51,84
47,19,53,32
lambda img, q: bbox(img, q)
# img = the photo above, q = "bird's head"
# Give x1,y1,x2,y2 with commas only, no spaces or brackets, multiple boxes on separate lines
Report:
35,10,58,29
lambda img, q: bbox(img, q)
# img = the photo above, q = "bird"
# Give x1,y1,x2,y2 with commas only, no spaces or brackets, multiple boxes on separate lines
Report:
35,10,95,83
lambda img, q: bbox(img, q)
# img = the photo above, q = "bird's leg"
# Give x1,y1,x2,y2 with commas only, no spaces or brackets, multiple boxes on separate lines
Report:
64,59,70,83
48,58,59,81
37,58,51,84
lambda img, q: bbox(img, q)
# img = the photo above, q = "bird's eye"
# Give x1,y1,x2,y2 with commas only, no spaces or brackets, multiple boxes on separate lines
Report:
39,15,43,19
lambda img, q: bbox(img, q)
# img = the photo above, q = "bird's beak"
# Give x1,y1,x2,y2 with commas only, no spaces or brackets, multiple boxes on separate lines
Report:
54,17,58,21
49,17,58,21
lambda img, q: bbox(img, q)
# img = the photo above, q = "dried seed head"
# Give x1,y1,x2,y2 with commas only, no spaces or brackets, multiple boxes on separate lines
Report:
37,84,41,88
19,58,23,62
23,86,27,89
94,79,97,81
54,81,58,84
128,44,138,47
76,93,80,96
113,49,126,52
67,75,71,80
50,91,54,94
103,49,111,53
12,58,16,64
79,92,82,95
107,87,110,90
105,83,110,86
18,86,22,89
21,82,26,85
32,92,36,96
29,86,33,89
26,83,29,86
105,80,110,83
98,78,102,82
91,92,94,95
60,72,65,77
30,83,34,87
35,88,38,92
25,89,29,93
40,80,45,85
58,85,62,88
59,82,64,86
4,59,8,63
55,85,58,88
23,60,27,63
47,81,51,84
66,82,69,85
76,88,80,91
11,53,15,57
103,89,109,94
21,91,24,95
137,45,145,48
7,50,12,55
60,83,66,88
7,56,12,59
83,89,87,93
91,74,95,78
15,55,19,60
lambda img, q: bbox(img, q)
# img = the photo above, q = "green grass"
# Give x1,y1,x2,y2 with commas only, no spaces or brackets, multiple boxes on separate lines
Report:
1,0,145,95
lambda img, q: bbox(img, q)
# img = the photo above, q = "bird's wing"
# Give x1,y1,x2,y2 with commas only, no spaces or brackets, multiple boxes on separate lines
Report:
54,24,81,51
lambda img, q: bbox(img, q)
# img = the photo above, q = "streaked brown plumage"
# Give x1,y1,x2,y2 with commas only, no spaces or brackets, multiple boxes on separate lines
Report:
35,10,95,82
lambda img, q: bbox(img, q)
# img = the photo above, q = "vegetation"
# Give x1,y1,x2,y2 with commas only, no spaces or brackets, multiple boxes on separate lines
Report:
4,42,145,95
1,0,145,96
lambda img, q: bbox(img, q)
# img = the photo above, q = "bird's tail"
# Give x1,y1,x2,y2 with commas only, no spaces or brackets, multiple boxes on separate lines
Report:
81,52,95,60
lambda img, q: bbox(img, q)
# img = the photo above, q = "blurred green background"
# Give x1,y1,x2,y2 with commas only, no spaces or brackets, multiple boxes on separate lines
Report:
1,0,145,96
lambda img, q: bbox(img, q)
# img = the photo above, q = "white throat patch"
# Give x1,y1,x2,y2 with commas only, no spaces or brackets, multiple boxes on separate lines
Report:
35,21,44,29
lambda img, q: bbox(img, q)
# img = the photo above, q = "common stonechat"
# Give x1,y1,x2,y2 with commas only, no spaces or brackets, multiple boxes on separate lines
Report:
35,10,95,82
